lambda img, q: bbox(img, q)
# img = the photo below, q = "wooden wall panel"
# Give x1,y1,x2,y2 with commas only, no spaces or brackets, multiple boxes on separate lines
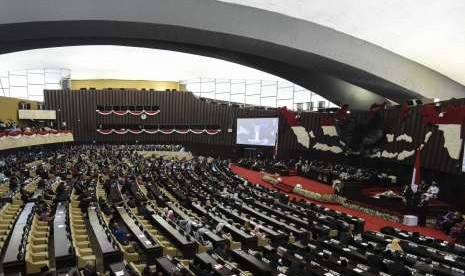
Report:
44,89,464,174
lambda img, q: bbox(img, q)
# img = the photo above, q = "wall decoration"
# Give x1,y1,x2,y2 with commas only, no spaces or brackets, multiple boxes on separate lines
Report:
424,131,433,143
320,115,339,137
437,124,462,160
96,109,160,116
313,142,343,154
396,134,413,143
97,128,221,135
399,101,410,122
397,149,416,161
0,130,73,150
420,103,465,160
381,150,398,159
309,131,315,138
322,125,338,137
291,126,310,148
278,107,310,148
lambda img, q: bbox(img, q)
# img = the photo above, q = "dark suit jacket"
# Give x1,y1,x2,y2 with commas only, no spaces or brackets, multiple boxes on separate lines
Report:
387,262,412,276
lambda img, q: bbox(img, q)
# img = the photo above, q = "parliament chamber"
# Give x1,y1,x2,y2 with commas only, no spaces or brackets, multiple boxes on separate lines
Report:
1,1,465,275
0,143,463,276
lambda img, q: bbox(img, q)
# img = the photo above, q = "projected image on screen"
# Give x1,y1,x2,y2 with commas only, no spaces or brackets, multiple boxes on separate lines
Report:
236,118,279,146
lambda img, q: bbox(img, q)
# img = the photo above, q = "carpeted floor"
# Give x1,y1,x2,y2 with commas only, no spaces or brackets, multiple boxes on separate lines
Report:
230,164,452,241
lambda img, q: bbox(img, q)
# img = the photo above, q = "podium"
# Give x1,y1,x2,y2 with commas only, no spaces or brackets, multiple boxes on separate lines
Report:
403,215,418,226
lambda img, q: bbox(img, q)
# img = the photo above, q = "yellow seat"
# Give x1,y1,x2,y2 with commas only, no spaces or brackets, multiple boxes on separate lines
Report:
73,229,87,235
33,225,49,232
36,219,48,226
73,222,85,228
79,248,93,255
75,235,89,242
31,244,47,251
77,253,96,268
32,231,48,238
32,236,49,244
163,246,177,257
257,237,269,247
25,249,49,274
77,241,91,248
28,244,48,257
197,243,211,253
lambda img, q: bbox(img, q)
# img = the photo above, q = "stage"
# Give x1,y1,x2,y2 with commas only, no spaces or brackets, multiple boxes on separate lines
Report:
230,164,452,241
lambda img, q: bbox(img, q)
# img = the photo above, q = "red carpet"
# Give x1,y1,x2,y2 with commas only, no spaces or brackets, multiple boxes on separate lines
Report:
231,165,334,195
230,164,452,242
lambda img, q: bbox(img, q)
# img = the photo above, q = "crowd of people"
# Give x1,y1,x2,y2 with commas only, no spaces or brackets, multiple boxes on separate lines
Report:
1,144,465,275
436,211,465,243
295,159,395,186
0,120,55,133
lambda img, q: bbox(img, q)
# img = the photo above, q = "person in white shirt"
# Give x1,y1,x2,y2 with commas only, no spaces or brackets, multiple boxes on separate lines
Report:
421,182,440,204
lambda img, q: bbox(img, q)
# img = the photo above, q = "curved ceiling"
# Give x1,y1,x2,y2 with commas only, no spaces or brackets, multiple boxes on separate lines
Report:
0,46,280,81
219,0,465,86
0,0,464,109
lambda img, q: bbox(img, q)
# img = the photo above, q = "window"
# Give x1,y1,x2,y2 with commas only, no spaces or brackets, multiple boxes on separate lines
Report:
296,103,304,111
318,101,326,109
306,102,314,111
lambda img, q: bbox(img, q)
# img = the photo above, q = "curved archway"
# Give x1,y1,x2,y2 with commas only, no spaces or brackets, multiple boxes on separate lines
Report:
1,0,463,109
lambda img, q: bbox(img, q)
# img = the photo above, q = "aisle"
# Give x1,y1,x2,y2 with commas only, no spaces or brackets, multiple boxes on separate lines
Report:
230,164,452,241
231,165,334,195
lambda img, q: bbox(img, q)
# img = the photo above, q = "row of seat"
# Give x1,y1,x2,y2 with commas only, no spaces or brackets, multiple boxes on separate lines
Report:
96,177,140,263
70,191,96,268
0,180,10,197
133,206,178,257
25,214,50,274
0,202,22,251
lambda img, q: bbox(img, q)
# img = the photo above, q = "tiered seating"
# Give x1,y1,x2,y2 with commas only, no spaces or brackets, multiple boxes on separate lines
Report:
53,202,75,270
0,202,22,250
0,180,10,197
25,214,50,274
69,191,96,268
3,144,463,275
23,177,39,195
132,205,178,257
96,180,141,263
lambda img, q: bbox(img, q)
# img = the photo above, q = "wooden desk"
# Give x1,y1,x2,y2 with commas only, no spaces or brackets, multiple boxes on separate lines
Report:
150,214,196,258
115,206,162,263
53,202,75,269
2,202,35,274
87,207,121,266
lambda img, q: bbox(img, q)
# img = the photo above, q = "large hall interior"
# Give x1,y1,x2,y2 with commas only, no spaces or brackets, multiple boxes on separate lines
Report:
1,1,465,275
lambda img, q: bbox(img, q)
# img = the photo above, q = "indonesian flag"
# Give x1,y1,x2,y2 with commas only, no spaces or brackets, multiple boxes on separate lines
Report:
411,149,421,192
273,131,279,159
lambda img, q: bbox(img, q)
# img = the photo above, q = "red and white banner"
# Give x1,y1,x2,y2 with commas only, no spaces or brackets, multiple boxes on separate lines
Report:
97,128,222,135
278,107,310,148
410,149,421,193
96,109,160,116
0,130,72,139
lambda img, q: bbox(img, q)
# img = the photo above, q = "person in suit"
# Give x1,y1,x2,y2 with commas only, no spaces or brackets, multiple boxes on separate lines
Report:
366,249,384,271
387,260,412,276
82,262,97,276
413,258,433,274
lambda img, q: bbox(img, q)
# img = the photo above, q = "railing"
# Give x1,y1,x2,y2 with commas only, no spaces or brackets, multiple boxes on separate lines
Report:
0,130,73,150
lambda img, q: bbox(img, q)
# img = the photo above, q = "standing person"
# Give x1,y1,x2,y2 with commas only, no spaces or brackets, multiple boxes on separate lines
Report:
417,199,429,227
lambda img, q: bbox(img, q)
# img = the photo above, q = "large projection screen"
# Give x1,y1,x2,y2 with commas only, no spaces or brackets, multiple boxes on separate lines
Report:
236,117,279,146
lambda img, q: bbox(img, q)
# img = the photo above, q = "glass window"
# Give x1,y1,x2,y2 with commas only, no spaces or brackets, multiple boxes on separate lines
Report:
306,102,314,111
